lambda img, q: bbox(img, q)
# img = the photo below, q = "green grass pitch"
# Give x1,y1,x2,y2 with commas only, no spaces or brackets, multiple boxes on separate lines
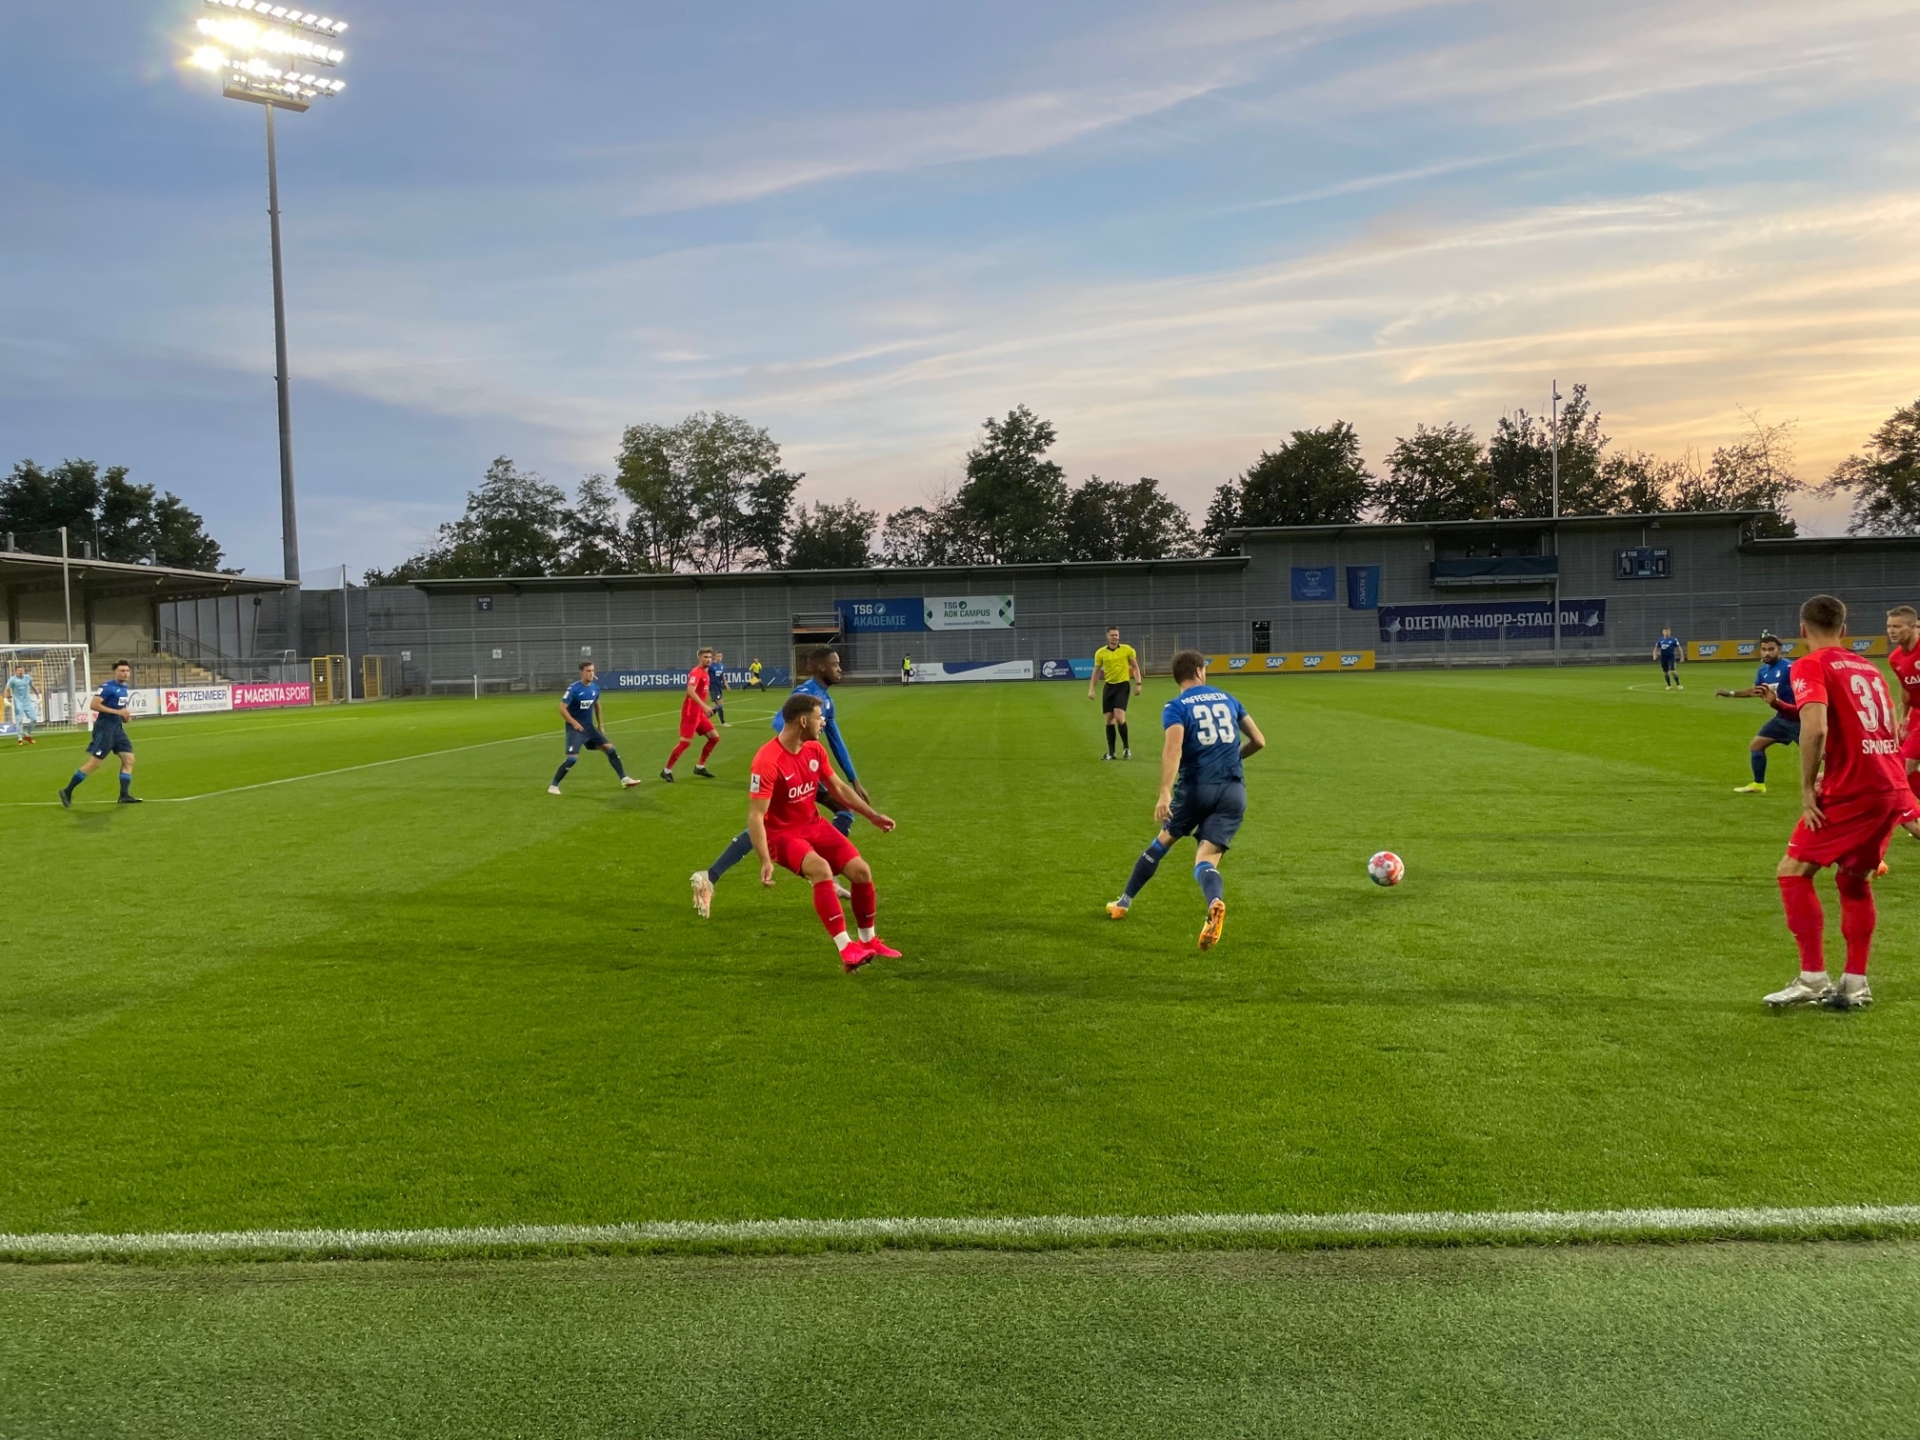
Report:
4,667,1918,1432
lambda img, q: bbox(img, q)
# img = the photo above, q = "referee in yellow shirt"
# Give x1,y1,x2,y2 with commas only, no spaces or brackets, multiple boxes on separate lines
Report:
1087,626,1143,759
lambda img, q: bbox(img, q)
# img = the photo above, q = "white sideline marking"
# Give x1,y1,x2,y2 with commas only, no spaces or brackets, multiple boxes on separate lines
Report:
7,707,776,806
5,1204,1918,1257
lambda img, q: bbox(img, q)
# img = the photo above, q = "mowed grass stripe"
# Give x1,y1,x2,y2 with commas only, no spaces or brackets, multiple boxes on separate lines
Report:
7,1202,1920,1259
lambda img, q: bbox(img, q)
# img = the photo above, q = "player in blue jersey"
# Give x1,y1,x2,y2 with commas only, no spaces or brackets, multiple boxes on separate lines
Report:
1105,649,1266,950
708,650,730,726
691,646,864,916
6,665,38,745
1716,632,1798,793
1654,627,1683,689
549,661,641,794
60,660,139,807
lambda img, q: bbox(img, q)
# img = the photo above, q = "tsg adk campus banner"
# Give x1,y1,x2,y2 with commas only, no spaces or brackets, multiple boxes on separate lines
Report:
839,596,1015,632
1377,599,1607,643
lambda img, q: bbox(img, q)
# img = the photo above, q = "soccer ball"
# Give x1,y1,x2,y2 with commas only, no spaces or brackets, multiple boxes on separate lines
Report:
1367,851,1405,887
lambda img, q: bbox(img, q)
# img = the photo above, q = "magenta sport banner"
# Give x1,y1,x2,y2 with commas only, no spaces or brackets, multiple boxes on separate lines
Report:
232,681,313,710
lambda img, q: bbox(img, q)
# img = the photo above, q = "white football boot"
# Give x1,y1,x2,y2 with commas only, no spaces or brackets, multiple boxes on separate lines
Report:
1823,974,1873,1010
690,871,713,919
1764,972,1834,1008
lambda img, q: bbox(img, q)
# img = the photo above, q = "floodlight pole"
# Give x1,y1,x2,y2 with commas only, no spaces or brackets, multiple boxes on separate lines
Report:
264,101,303,659
1549,379,1561,660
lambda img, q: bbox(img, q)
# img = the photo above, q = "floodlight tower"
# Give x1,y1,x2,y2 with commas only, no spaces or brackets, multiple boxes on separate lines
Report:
187,0,349,655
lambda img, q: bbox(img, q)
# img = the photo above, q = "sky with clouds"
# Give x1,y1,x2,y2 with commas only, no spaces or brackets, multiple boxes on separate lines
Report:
2,0,1916,576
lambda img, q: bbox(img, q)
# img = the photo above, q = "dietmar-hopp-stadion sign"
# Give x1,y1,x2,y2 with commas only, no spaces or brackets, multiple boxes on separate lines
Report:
1377,599,1607,643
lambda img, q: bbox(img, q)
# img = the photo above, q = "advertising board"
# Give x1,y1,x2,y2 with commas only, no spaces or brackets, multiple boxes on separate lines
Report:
233,681,314,710
1208,651,1376,675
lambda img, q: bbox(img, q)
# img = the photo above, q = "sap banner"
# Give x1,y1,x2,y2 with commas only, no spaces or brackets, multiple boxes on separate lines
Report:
925,595,1015,630
913,660,1034,683
606,667,791,691
1209,651,1376,675
1378,599,1607,643
1688,636,1886,662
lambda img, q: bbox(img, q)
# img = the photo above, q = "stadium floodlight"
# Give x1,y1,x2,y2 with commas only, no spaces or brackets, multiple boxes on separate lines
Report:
183,1,350,653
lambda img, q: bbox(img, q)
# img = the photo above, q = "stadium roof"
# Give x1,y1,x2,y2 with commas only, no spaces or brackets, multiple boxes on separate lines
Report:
407,554,1249,593
1225,510,1771,543
1740,533,1920,554
0,549,290,602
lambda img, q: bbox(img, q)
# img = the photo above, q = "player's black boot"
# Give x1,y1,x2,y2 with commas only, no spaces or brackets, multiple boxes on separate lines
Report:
659,768,675,783
118,794,143,804
694,766,716,779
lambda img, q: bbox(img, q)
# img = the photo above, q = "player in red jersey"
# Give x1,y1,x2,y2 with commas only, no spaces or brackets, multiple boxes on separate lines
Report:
662,647,721,781
1886,604,1920,809
1766,596,1920,1011
749,691,899,971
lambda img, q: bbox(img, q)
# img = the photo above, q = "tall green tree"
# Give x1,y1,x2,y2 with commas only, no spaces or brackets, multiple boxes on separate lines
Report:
559,474,632,575
1375,423,1491,522
1485,384,1611,517
945,405,1070,564
0,458,225,570
1203,421,1372,552
1825,397,1920,535
784,499,877,570
1669,413,1798,536
364,457,569,583
875,503,959,568
1063,477,1198,560
614,412,795,571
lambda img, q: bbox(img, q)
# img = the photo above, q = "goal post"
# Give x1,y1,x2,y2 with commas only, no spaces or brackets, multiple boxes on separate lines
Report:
0,644,91,733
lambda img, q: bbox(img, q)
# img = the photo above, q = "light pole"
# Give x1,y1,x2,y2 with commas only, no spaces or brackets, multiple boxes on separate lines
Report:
187,0,349,658
1549,379,1562,659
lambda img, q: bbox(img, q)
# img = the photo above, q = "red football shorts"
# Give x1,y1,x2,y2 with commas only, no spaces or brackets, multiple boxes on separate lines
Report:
679,704,716,741
766,819,860,877
1787,792,1913,872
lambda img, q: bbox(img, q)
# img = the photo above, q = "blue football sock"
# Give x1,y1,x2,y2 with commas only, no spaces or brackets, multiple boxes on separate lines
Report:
707,829,754,883
119,771,132,797
1751,749,1767,784
1194,861,1225,906
832,810,855,836
1123,837,1170,900
65,770,86,793
552,756,577,787
604,747,627,779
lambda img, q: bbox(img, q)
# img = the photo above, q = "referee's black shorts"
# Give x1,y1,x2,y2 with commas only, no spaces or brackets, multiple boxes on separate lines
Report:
1101,680,1132,713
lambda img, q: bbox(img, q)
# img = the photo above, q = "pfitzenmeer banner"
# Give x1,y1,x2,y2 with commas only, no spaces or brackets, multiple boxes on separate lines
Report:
1378,599,1607,643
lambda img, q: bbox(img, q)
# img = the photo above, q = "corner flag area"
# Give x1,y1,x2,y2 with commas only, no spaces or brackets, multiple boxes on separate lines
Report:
5,670,1919,1433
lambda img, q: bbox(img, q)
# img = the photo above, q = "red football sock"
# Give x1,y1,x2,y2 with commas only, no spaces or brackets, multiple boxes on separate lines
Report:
1777,875,1826,972
811,880,848,939
1836,869,1876,976
666,741,690,769
1908,769,1920,805
698,735,719,765
851,881,876,932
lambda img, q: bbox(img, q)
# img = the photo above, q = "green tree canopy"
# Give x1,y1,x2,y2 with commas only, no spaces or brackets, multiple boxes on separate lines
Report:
0,458,225,570
616,412,797,572
1376,423,1491,522
366,458,580,583
1825,397,1920,536
946,406,1069,564
784,499,878,570
1203,422,1372,552
1062,477,1198,561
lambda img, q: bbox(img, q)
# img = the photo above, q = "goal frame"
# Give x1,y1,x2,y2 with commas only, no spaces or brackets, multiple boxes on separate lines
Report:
0,644,92,731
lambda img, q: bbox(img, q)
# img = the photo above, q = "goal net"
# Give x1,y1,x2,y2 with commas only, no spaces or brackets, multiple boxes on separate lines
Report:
0,645,91,733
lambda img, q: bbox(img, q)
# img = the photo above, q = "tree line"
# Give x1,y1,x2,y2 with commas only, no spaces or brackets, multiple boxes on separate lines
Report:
0,459,227,571
350,387,1920,582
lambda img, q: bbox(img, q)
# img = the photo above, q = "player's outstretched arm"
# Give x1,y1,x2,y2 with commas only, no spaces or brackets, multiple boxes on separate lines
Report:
1155,723,1184,825
1797,702,1828,829
747,797,777,885
823,770,894,832
1239,715,1267,759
